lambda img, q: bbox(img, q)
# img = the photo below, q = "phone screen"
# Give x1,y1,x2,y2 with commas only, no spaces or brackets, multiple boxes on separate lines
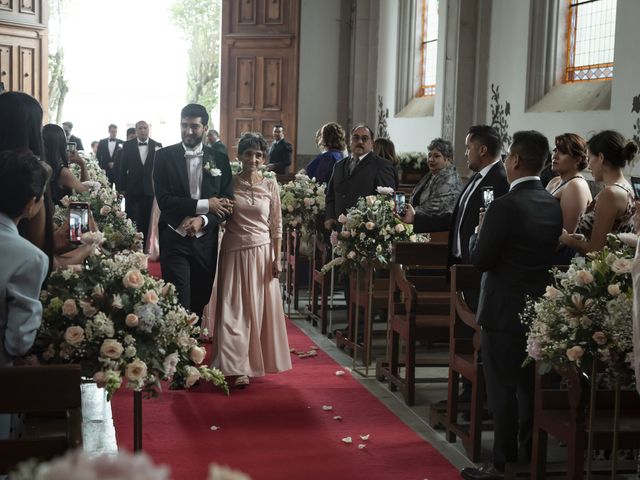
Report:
66,142,77,154
69,202,90,243
631,176,640,200
394,192,406,215
481,187,494,208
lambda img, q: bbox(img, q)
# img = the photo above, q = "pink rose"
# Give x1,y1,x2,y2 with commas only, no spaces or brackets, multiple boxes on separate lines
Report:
123,269,145,289
142,290,159,304
544,286,562,300
186,313,199,326
62,299,78,317
592,331,607,345
566,345,585,362
116,210,126,219
63,326,85,346
100,339,124,359
365,221,375,230
184,366,201,388
125,313,139,327
99,205,111,215
125,359,148,381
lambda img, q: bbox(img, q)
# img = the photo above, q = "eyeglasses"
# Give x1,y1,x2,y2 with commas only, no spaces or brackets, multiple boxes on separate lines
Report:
351,135,371,142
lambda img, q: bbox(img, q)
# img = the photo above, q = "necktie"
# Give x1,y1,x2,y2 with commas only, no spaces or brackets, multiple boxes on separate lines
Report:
452,172,482,258
348,156,358,175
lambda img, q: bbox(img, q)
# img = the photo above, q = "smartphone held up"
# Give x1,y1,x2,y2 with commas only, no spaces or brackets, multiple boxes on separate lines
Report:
69,202,90,244
394,192,406,216
481,186,494,208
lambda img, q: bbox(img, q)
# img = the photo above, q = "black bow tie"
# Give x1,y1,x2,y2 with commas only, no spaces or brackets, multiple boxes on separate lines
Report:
109,139,116,142
138,142,148,146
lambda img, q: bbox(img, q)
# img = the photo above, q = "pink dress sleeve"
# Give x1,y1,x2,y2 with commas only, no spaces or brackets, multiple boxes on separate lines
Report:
269,178,282,239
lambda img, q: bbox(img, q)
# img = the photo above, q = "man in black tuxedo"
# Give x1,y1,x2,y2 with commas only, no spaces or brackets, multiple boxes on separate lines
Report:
153,104,234,318
461,131,563,480
324,124,397,229
96,124,123,185
119,121,162,245
207,129,228,156
62,121,84,152
266,124,292,174
114,128,136,191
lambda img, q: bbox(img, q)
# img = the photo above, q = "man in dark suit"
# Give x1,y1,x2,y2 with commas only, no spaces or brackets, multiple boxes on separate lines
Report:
461,131,563,480
119,121,162,245
207,129,228,156
62,121,84,152
96,124,123,186
114,127,137,191
324,124,397,229
153,104,234,318
266,124,292,174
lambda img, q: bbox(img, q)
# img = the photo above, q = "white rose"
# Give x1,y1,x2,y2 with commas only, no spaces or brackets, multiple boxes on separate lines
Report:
123,269,145,289
566,345,584,362
365,195,376,206
184,366,201,388
394,223,406,234
575,269,594,285
100,339,124,359
338,214,348,224
607,283,621,296
190,346,206,365
347,251,356,259
125,359,148,381
79,300,97,317
142,290,159,304
64,326,85,346
544,286,562,300
116,210,126,219
611,258,632,274
62,299,79,317
100,205,111,215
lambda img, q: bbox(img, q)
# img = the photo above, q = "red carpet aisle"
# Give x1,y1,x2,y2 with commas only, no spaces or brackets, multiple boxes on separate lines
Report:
112,266,457,479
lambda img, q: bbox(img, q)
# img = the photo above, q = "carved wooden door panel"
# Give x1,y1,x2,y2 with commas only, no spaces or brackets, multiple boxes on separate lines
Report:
0,0,48,107
220,0,300,165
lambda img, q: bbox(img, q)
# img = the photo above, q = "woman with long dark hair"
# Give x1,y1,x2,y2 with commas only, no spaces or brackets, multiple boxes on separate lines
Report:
42,124,89,205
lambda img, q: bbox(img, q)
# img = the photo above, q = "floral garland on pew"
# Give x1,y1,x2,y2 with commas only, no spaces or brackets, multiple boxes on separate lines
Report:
280,173,326,238
321,187,428,274
521,235,635,385
30,154,228,398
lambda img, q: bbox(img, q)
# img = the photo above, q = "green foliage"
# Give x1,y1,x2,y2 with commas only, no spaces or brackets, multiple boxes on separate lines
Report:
169,0,222,116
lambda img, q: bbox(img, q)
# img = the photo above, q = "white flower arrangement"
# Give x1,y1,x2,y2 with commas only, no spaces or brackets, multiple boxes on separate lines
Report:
279,173,326,238
32,251,228,398
522,235,635,384
321,190,427,274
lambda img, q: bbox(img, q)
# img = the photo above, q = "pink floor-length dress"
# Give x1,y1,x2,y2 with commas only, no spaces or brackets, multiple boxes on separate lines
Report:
204,175,292,377
146,199,161,261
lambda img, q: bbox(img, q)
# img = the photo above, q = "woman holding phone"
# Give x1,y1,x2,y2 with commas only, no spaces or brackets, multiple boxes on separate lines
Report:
42,124,89,205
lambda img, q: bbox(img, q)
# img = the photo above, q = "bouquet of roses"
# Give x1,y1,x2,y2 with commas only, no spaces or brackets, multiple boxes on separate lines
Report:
32,251,228,399
522,235,635,383
397,151,428,169
55,186,143,255
71,151,112,189
321,187,428,274
280,173,326,236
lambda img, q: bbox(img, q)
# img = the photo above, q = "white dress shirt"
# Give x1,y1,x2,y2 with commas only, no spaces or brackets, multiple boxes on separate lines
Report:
170,142,209,238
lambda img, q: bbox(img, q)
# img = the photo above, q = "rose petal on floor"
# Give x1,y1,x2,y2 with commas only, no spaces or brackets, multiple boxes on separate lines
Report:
358,444,366,449
333,416,342,421
210,426,220,431
341,436,352,444
322,405,333,411
335,370,345,376
359,434,370,440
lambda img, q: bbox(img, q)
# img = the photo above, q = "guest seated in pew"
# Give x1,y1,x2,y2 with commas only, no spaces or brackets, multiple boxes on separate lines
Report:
462,131,563,480
400,137,463,233
373,137,401,187
304,122,346,184
0,149,49,369
559,130,637,255
42,124,90,205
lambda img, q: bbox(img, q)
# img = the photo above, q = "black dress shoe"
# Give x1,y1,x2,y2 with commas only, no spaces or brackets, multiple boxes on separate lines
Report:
460,464,504,480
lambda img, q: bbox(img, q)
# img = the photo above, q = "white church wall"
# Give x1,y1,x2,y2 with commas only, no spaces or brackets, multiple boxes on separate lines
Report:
487,0,640,175
297,0,343,160
375,0,444,154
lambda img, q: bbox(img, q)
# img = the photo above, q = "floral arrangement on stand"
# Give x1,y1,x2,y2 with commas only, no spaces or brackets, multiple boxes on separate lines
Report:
11,449,251,480
397,152,428,170
55,187,143,255
280,173,326,237
321,187,428,274
31,251,228,399
522,235,635,385
71,152,112,189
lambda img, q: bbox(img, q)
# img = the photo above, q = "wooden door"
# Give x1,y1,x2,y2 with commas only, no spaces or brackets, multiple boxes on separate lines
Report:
0,0,48,108
220,0,300,165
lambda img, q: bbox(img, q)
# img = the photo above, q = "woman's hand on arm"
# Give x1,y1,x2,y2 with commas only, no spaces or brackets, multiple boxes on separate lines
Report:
60,167,89,194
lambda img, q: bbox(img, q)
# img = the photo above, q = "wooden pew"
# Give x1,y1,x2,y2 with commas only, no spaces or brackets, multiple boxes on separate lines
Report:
0,364,82,474
526,364,640,480
283,226,310,314
376,238,450,405
308,232,332,334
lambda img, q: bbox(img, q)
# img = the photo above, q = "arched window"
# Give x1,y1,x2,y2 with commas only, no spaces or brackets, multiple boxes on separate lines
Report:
564,0,617,82
419,0,439,96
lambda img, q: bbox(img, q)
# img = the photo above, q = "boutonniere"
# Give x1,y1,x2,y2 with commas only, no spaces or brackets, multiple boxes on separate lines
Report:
203,151,222,177
155,145,162,151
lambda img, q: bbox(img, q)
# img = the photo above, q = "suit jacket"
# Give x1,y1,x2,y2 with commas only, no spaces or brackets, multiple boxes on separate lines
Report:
211,140,228,157
267,139,292,174
0,213,48,366
153,143,234,233
120,138,162,197
447,161,509,265
96,137,123,171
68,134,84,152
325,152,397,220
469,179,563,333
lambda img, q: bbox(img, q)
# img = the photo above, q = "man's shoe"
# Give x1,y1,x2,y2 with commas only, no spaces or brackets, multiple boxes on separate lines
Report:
460,463,503,480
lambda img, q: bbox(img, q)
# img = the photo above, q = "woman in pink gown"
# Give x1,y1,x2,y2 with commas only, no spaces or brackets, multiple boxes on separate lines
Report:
204,132,291,388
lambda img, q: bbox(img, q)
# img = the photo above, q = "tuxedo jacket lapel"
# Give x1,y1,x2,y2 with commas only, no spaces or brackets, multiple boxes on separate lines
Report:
174,145,191,195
